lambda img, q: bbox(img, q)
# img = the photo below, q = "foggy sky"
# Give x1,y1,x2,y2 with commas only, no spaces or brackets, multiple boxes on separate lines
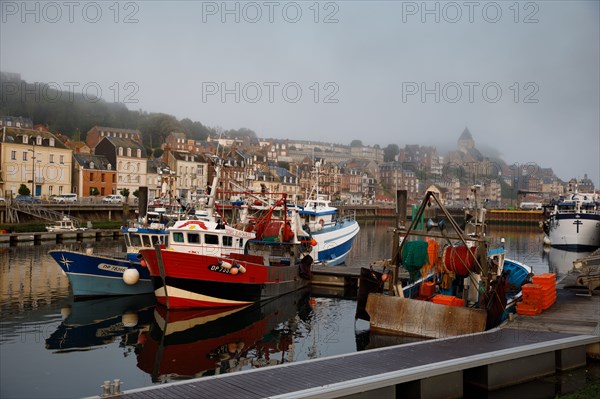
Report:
1,1,599,185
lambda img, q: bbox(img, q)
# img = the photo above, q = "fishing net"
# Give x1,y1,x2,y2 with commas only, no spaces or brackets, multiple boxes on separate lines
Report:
401,240,430,282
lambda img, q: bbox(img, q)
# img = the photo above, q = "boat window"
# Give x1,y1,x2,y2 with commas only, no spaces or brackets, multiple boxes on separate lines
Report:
238,238,244,248
142,235,152,247
172,232,184,243
205,234,219,245
223,236,232,247
187,233,200,244
124,234,131,247
129,234,142,247
151,235,162,245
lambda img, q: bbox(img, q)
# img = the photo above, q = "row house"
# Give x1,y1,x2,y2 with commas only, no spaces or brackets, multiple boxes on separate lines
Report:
379,162,420,200
94,136,147,197
0,127,72,198
162,149,210,201
0,116,33,129
72,154,117,197
146,159,174,200
350,145,384,163
164,132,187,151
86,126,142,149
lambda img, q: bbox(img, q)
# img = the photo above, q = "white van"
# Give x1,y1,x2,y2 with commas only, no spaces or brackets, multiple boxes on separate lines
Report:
102,194,123,204
54,193,78,203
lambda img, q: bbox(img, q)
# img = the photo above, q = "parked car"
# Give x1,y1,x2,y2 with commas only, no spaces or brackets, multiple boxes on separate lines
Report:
52,193,78,203
15,195,42,204
102,194,123,204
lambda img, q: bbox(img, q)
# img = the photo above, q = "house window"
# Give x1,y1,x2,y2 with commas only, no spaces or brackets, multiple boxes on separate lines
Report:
137,149,141,158
101,174,105,183
49,154,54,163
118,147,123,156
22,136,28,144
59,155,64,164
90,172,94,181
36,136,42,145
11,151,16,160
23,152,28,161
49,138,54,147
127,148,131,157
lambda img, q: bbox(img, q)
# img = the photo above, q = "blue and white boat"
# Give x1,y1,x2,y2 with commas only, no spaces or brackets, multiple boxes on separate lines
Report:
544,192,600,251
48,224,167,296
298,195,360,266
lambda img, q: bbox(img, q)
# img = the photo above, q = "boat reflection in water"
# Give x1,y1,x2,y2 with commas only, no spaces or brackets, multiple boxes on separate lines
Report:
45,294,156,352
136,289,310,382
545,246,593,287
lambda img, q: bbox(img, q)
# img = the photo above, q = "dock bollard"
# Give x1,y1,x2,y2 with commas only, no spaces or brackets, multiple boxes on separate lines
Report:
100,381,111,397
112,379,122,395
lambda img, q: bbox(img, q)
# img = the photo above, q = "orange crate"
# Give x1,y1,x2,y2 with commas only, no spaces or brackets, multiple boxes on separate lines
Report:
419,282,436,298
432,294,464,307
517,302,541,315
533,274,556,287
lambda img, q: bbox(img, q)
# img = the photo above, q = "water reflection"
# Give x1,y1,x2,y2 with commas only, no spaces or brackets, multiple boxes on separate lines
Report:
45,294,155,352
136,289,311,383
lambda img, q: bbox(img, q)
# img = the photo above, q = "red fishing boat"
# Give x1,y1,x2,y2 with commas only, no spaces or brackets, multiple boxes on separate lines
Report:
139,196,313,309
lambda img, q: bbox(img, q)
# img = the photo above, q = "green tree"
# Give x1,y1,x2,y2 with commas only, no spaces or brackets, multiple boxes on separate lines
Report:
120,188,130,199
133,189,140,198
90,187,100,196
350,140,363,147
18,184,30,196
153,148,164,158
383,144,400,162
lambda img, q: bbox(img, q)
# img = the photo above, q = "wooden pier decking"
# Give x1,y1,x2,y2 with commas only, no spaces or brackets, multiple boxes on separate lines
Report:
87,286,599,399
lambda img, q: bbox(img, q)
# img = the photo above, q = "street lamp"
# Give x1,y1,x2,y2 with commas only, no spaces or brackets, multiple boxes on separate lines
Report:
30,141,36,197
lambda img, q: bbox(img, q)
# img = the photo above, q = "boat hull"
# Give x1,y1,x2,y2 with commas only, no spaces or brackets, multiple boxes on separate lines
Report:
140,248,310,309
548,213,600,251
309,219,360,265
48,250,153,296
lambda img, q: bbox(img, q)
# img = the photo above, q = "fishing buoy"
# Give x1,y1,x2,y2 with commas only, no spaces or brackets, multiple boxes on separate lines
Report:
311,238,317,247
122,311,139,327
543,236,551,245
218,260,233,269
123,268,140,285
235,263,247,274
381,273,389,282
230,267,239,275
140,259,147,267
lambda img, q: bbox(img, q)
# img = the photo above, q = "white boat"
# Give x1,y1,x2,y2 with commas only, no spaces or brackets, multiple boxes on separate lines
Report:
543,192,600,251
46,216,87,232
296,161,360,266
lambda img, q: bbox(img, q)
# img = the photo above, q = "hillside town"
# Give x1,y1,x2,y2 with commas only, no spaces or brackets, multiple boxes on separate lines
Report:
0,115,595,207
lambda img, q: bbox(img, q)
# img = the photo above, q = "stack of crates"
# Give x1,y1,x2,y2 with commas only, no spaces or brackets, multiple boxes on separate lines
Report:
432,294,465,307
517,284,543,315
533,273,557,310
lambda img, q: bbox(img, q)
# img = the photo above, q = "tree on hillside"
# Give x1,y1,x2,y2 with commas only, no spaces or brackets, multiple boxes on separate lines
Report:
383,144,400,162
350,140,363,147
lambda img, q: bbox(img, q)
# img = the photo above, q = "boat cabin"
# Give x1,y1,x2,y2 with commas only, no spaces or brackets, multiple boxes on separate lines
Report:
166,219,255,257
123,226,168,261
299,197,337,232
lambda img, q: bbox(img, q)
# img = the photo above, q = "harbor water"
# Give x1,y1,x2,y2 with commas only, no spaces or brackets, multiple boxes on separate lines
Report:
0,220,597,398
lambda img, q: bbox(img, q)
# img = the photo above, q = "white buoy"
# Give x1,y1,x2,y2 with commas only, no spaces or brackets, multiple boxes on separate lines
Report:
122,312,139,327
60,306,71,320
543,235,551,245
123,268,140,285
